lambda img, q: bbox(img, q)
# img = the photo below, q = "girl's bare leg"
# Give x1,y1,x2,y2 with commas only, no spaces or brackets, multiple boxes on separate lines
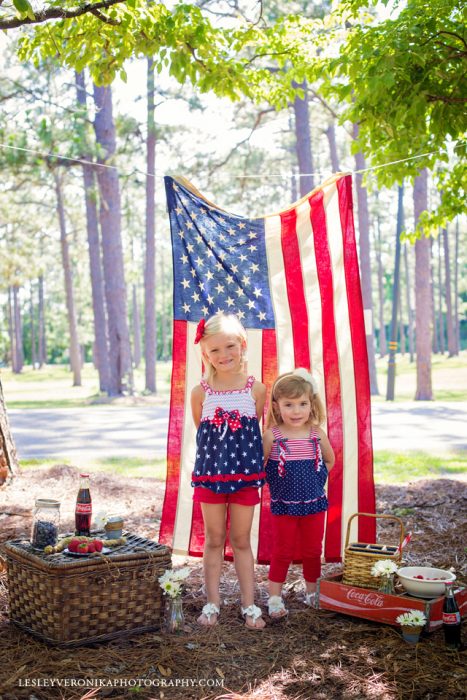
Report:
229,504,265,629
198,503,227,625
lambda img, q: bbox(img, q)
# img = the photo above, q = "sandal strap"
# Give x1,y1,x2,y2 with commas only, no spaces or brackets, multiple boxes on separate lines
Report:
304,592,317,607
268,595,286,615
241,604,263,622
202,603,220,622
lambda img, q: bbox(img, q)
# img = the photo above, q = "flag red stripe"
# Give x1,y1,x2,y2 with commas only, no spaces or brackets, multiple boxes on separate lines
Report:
159,319,187,547
309,190,343,562
188,501,205,558
257,329,277,564
337,177,376,543
280,209,311,369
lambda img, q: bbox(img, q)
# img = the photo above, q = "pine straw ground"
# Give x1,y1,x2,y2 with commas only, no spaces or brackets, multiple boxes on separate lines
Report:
0,466,466,700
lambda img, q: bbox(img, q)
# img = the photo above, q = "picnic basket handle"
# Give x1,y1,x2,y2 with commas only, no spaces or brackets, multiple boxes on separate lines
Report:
344,512,405,550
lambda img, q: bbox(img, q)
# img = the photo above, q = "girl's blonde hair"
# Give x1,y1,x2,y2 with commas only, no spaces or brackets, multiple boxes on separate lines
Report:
198,313,247,382
265,369,326,429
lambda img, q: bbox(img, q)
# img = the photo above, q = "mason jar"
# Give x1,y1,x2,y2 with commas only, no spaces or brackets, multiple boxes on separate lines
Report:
31,499,60,550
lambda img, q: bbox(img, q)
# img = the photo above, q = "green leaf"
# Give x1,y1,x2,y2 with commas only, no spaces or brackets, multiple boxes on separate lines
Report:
13,0,35,20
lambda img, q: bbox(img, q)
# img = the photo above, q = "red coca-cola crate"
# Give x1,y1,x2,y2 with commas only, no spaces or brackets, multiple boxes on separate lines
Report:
317,573,467,631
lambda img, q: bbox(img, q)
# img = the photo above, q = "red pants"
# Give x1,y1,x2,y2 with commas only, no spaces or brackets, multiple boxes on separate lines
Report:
269,511,326,583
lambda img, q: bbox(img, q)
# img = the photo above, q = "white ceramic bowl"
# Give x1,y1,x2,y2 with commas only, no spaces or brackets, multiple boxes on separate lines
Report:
397,566,456,599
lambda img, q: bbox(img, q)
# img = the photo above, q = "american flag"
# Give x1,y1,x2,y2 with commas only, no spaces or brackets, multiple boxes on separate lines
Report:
159,173,376,563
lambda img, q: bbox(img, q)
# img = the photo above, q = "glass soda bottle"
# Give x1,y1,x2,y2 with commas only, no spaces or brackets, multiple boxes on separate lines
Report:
75,473,92,536
443,581,461,650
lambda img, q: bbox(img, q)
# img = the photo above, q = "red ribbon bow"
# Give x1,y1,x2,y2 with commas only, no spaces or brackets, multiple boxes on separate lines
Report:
194,318,206,344
277,439,289,477
210,407,242,433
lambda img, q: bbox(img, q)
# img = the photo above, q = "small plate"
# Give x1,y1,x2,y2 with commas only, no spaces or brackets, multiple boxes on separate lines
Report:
63,547,111,557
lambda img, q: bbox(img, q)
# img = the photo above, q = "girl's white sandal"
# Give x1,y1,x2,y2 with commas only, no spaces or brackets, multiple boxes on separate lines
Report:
268,595,288,620
199,602,220,626
241,604,265,630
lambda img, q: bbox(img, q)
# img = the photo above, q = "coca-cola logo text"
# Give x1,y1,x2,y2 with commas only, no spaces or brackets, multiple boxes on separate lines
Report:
346,588,384,607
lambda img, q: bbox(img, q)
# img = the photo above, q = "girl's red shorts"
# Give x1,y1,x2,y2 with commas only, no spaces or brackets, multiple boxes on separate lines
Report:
193,486,260,506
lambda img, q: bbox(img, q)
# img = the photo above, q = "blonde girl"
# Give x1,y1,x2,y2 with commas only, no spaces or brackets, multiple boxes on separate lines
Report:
191,312,267,629
263,368,335,619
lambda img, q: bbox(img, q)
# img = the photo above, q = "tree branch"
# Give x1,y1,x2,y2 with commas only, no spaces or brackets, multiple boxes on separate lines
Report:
427,94,467,104
0,0,126,31
208,107,274,177
90,8,120,25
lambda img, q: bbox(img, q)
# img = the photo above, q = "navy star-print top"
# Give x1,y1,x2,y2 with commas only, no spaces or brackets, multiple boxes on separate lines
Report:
265,425,328,516
191,376,265,494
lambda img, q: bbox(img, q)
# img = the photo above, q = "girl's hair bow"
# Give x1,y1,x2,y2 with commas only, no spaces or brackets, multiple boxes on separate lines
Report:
194,318,206,344
292,368,318,394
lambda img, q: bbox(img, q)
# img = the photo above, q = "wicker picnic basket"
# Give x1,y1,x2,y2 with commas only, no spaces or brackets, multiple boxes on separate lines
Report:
2,532,171,647
342,513,404,589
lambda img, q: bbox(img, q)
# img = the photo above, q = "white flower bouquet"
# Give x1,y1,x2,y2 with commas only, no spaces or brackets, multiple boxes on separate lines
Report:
396,610,427,628
158,567,190,598
371,559,399,577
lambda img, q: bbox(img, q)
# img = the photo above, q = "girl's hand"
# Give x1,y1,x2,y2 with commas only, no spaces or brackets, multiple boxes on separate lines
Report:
252,381,267,420
317,427,335,472
191,384,205,428
262,429,274,463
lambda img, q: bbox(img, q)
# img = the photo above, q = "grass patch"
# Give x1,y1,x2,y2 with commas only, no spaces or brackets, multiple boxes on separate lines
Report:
20,452,466,485
374,450,467,484
20,456,167,480
1,362,172,409
374,351,467,401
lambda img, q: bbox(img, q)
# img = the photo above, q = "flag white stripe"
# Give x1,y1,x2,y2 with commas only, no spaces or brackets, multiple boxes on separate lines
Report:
245,328,263,558
173,321,199,554
323,184,359,550
264,215,294,373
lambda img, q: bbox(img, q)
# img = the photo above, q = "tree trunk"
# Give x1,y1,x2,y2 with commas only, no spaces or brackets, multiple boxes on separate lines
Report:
293,80,314,197
53,170,82,386
93,83,132,396
403,242,415,362
437,232,445,354
75,71,110,393
144,57,157,392
7,287,15,371
442,226,456,357
38,274,47,366
30,282,37,368
353,123,379,395
12,285,24,374
374,204,387,357
132,284,142,368
0,377,20,484
325,122,340,173
454,218,460,353
386,185,403,401
430,238,439,354
413,170,433,400
399,284,405,356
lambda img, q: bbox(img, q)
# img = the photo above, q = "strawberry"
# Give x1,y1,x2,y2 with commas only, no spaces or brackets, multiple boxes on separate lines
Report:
77,542,89,554
414,575,424,579
93,539,103,552
87,542,96,553
68,538,80,553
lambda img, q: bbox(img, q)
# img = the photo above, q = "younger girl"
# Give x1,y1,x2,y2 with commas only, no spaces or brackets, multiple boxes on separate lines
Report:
191,312,267,629
263,368,335,619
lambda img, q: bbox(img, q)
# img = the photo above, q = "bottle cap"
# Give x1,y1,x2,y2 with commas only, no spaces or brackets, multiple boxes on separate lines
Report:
79,473,90,478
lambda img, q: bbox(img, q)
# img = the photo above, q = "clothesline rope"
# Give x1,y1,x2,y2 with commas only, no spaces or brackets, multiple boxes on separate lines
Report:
0,139,464,180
